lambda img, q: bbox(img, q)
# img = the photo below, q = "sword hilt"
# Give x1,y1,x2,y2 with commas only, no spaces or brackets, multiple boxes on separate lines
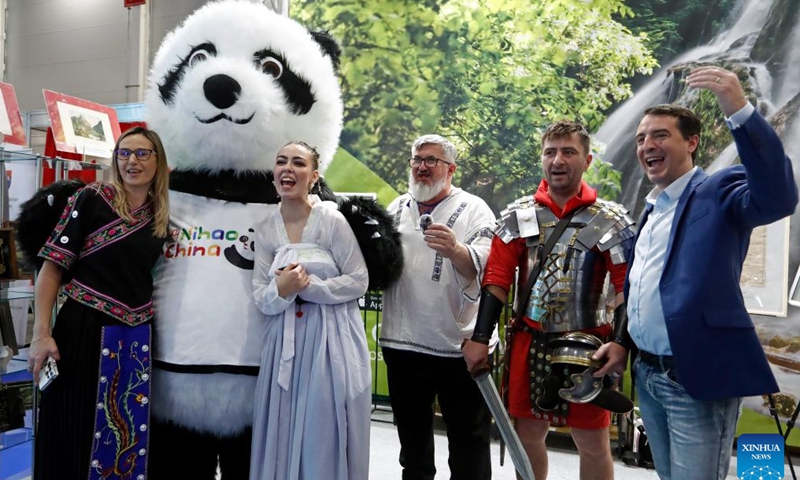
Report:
470,361,491,379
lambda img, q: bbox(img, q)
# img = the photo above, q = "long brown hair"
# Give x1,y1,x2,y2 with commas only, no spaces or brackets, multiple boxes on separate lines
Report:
109,126,170,237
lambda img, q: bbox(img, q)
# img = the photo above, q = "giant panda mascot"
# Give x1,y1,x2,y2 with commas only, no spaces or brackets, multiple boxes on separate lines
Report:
15,1,399,478
141,1,399,478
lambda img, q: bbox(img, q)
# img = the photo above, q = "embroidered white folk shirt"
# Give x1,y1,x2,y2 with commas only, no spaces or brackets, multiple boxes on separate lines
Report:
380,188,497,357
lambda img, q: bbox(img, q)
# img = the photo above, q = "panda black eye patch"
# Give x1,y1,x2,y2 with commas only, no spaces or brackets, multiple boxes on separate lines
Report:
158,42,218,105
254,48,316,115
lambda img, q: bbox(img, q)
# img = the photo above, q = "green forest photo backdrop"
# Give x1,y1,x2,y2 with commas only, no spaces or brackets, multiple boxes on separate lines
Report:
297,0,800,447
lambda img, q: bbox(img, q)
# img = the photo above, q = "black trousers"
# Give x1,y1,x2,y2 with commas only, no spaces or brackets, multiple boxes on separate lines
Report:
148,418,252,480
383,347,492,480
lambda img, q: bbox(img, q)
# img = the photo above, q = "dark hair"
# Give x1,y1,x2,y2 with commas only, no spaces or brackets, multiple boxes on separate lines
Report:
642,104,702,160
282,140,321,171
541,121,591,156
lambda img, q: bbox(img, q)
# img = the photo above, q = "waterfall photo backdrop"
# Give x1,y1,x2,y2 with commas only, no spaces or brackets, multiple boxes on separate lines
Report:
301,0,800,447
593,0,800,446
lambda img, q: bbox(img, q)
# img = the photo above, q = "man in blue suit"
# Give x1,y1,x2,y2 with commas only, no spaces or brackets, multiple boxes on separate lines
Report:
614,66,797,479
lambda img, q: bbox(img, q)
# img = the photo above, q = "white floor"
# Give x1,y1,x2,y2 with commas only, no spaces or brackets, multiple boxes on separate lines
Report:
1,408,763,480
368,408,739,480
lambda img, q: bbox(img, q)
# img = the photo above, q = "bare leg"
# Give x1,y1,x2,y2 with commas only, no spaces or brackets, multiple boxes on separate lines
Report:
515,417,551,480
571,427,614,480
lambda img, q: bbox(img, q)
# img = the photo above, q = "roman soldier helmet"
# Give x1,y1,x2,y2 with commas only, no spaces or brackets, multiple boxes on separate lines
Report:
548,332,634,414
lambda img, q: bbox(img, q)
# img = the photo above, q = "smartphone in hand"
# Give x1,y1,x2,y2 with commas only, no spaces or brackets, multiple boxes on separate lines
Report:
39,356,59,391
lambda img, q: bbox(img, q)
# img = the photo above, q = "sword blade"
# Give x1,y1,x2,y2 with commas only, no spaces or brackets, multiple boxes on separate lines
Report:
473,370,536,480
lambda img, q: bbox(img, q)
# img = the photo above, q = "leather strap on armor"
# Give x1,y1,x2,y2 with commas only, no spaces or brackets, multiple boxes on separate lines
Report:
514,207,582,326
610,303,630,350
471,288,505,345
528,330,569,425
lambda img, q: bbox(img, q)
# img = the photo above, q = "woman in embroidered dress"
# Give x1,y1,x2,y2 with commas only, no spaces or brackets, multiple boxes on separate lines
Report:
249,141,371,480
27,126,169,480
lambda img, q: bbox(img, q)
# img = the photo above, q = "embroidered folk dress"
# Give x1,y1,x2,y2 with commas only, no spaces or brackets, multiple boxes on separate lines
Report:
250,198,371,480
35,183,164,480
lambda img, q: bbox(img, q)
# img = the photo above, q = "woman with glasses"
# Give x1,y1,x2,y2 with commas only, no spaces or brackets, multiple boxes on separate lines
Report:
249,141,371,480
27,126,170,480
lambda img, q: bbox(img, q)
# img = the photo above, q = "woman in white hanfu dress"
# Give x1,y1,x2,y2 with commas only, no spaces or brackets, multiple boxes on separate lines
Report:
249,141,371,480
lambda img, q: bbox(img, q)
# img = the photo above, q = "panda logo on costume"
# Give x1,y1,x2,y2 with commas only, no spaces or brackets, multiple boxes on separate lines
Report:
224,228,256,270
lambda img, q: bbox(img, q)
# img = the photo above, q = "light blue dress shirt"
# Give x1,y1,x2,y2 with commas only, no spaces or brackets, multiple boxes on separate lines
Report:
627,102,754,355
627,167,697,355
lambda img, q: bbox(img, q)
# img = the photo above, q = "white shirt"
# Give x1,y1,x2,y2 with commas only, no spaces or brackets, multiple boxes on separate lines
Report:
153,190,270,367
380,188,496,357
627,167,696,355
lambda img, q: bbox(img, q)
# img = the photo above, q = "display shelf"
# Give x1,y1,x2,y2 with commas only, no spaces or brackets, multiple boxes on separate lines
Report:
0,417,32,452
0,150,39,163
0,410,33,480
1,344,33,470
43,157,109,171
0,146,110,168
0,288,34,302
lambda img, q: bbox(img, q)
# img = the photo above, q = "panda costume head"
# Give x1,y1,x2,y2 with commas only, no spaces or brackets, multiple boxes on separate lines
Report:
145,0,402,292
145,0,342,179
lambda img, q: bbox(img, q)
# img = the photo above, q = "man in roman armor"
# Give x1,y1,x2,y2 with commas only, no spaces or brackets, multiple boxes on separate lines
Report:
463,121,634,480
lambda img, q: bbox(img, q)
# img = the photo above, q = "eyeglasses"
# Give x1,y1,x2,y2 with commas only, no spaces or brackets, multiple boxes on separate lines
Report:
409,156,451,168
115,148,156,161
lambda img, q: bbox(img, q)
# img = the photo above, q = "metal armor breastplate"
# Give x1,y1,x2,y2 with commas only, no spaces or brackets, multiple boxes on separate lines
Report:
494,197,634,333
524,206,608,331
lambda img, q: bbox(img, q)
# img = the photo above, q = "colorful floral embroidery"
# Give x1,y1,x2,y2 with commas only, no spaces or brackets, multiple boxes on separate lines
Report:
65,282,154,327
90,324,151,480
81,205,154,258
38,183,154,264
96,183,117,209
37,189,83,265
38,244,76,270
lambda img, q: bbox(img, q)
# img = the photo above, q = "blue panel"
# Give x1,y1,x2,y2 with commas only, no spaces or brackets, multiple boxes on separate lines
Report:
110,103,147,123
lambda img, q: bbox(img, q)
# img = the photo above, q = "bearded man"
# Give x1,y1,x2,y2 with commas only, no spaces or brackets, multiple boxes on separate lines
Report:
380,134,497,480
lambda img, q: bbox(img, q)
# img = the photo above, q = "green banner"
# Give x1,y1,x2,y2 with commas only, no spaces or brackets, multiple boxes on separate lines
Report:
360,291,389,399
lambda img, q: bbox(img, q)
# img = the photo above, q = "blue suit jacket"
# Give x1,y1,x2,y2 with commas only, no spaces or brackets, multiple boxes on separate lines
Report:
625,111,798,400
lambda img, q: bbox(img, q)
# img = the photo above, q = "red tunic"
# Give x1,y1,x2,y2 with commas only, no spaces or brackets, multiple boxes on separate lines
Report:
483,180,627,428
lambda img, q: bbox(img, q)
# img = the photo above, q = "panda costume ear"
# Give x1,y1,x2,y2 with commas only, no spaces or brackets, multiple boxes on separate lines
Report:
309,30,342,70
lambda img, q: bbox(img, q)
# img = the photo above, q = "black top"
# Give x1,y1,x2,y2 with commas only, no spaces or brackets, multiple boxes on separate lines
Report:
39,182,165,326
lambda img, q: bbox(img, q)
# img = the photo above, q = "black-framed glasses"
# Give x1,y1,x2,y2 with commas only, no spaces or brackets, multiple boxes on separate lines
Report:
409,156,451,168
115,148,156,161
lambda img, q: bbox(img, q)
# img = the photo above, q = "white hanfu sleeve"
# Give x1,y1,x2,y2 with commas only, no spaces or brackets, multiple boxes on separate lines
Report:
299,210,369,305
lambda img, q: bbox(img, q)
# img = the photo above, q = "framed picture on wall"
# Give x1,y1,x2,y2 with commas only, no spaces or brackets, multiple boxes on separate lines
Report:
0,82,27,146
741,217,791,316
43,89,121,159
790,265,800,308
